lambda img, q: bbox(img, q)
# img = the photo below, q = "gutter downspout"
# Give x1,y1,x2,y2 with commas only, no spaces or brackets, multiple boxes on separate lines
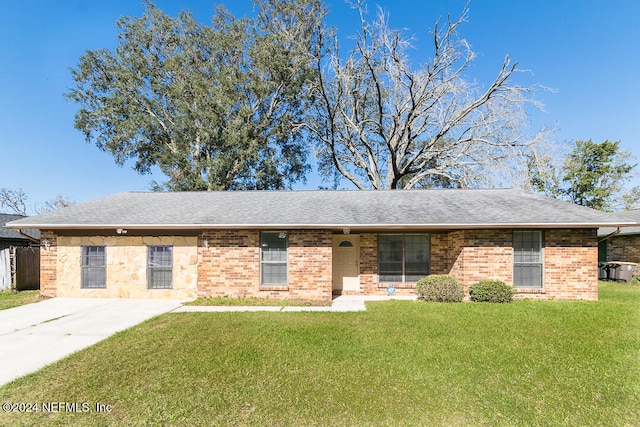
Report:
598,227,621,243
17,229,41,245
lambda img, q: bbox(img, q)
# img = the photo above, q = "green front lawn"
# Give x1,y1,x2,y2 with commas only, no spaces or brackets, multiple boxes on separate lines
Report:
1,282,638,426
0,290,41,310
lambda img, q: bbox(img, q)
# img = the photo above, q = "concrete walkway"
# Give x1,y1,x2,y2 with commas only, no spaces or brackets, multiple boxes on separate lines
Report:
174,295,417,313
0,295,415,386
0,298,184,386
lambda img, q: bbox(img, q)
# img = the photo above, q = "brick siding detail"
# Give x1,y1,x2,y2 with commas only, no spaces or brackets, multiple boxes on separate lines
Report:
197,231,260,298
39,230,57,298
451,230,513,289
544,229,598,301
358,233,379,294
288,231,333,301
607,235,640,265
358,229,598,300
197,230,332,301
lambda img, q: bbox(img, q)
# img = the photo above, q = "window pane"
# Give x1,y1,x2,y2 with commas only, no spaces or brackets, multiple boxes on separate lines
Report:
405,235,429,277
261,232,288,286
148,246,173,289
261,232,288,262
149,268,173,289
378,235,403,282
514,264,542,288
378,234,430,283
513,231,542,288
262,263,287,285
81,246,106,288
379,261,403,276
379,273,403,283
378,235,403,262
262,249,287,262
149,246,172,267
514,231,541,263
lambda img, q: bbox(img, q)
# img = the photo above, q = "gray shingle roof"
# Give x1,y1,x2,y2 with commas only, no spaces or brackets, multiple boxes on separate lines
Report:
0,213,40,240
4,189,636,231
598,209,640,237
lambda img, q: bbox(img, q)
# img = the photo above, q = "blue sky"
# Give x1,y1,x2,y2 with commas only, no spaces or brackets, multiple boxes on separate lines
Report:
1,0,638,213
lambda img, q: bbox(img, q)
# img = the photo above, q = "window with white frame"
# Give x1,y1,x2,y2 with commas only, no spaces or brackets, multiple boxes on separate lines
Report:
513,231,543,288
378,234,430,283
148,245,173,289
81,246,106,289
260,231,288,286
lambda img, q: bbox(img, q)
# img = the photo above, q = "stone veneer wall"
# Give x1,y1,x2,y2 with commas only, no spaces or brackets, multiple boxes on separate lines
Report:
197,230,332,301
55,235,198,299
607,235,640,265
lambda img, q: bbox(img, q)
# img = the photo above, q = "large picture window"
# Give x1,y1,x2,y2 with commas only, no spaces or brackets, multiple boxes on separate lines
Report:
81,246,106,289
261,232,288,286
148,246,173,289
378,234,430,283
513,231,543,288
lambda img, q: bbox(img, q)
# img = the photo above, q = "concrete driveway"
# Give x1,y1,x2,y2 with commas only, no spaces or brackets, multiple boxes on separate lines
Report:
0,298,183,386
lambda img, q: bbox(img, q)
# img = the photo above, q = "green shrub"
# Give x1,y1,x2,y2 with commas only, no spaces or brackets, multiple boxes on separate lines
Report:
416,275,464,303
469,280,515,303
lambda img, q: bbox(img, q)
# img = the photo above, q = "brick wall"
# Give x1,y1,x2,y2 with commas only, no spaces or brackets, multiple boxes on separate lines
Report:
544,229,598,301
288,231,333,300
358,233,378,294
197,230,332,301
39,227,598,301
450,230,513,288
357,229,598,300
197,230,259,298
39,230,57,297
607,235,640,264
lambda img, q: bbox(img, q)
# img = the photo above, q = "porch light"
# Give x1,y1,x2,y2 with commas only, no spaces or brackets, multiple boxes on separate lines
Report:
203,239,209,248
41,239,50,250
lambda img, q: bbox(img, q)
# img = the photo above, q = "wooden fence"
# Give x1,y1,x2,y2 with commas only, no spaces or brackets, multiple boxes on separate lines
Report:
15,246,40,291
0,248,9,290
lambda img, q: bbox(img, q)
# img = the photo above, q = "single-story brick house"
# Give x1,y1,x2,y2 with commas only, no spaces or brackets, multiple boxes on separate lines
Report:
598,209,640,265
5,189,636,301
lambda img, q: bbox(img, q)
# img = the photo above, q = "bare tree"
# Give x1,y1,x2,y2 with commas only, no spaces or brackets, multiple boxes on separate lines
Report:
0,188,28,216
0,188,74,216
35,194,75,214
303,3,552,189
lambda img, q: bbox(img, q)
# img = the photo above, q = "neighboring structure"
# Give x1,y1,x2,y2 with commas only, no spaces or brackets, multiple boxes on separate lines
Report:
598,209,640,265
5,189,636,301
0,213,40,290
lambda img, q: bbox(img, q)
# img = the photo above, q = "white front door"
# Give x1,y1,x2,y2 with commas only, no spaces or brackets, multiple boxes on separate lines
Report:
332,235,360,293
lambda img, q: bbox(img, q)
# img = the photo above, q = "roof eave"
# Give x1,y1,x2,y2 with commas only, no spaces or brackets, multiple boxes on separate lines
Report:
4,222,636,230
